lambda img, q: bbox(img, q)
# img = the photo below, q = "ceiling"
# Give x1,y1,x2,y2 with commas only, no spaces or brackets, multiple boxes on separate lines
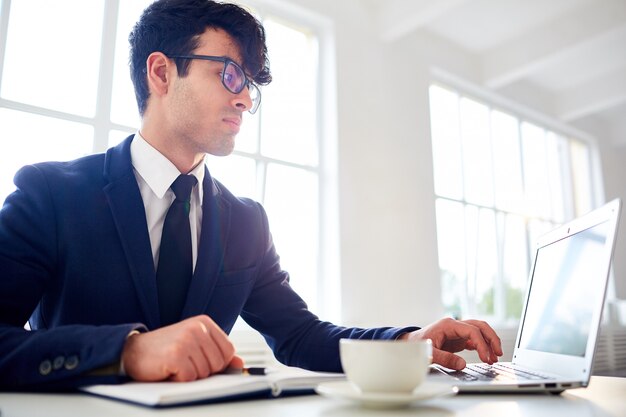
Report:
363,0,626,146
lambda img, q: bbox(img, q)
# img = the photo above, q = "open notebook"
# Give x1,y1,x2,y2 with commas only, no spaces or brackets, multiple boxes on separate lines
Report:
431,199,622,393
81,366,344,407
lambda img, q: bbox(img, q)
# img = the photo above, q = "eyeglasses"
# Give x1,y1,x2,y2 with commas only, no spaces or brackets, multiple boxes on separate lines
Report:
167,54,261,114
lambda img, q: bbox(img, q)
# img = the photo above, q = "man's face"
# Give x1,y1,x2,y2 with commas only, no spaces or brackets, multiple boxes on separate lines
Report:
166,28,253,157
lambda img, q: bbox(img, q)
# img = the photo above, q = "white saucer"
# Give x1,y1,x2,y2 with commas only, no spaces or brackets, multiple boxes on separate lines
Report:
315,381,458,409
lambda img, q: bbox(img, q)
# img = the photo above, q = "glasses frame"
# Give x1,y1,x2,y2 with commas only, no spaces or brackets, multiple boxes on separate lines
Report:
166,54,261,114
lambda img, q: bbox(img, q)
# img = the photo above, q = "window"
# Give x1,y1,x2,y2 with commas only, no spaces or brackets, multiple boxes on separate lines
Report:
0,0,337,317
206,15,327,314
429,84,597,324
0,0,106,202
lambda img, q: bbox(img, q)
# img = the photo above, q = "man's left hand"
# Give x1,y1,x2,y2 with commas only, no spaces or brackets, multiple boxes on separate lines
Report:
401,318,503,370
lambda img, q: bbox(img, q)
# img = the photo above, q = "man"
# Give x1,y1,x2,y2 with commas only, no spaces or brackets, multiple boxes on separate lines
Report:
0,0,502,390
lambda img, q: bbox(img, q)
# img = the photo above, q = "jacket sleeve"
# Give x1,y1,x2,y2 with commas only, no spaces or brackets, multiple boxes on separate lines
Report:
0,165,145,390
240,203,420,372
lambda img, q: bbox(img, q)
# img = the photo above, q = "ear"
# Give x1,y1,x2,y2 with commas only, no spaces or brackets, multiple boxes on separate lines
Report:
146,52,174,97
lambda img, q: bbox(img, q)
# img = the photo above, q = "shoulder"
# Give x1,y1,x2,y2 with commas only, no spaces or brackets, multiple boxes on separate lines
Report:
13,134,132,189
16,153,104,180
211,177,270,235
13,153,106,198
212,177,264,213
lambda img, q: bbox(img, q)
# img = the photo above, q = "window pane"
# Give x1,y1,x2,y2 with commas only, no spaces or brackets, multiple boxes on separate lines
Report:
436,198,466,317
474,208,497,316
108,129,134,148
465,205,497,316
264,164,319,310
570,140,593,216
521,122,550,218
0,109,93,204
205,154,256,199
491,110,523,212
464,204,479,301
460,98,493,207
110,0,152,128
236,111,259,154
429,85,463,200
1,0,104,116
260,19,318,166
500,212,528,319
545,132,566,222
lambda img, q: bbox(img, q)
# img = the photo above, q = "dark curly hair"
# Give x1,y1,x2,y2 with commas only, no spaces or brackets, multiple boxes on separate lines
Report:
128,0,272,116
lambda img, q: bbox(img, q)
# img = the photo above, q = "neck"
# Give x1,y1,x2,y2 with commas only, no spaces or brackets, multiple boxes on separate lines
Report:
139,128,204,174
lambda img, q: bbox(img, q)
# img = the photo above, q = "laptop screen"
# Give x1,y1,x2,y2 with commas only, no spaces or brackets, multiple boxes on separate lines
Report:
517,219,610,357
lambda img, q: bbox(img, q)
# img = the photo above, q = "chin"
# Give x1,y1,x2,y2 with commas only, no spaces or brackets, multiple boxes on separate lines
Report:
210,150,233,157
210,142,236,157
201,134,236,157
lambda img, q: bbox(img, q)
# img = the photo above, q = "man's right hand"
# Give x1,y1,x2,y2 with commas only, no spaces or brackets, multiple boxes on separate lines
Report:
121,315,243,382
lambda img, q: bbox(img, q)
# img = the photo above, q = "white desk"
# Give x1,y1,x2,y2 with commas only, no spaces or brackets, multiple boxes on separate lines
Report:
1,376,624,417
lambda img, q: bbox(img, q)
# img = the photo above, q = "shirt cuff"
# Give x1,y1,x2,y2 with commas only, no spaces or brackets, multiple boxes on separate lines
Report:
119,330,142,376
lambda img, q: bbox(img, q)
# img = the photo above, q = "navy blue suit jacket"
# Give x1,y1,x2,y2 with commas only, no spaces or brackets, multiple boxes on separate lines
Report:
0,136,416,389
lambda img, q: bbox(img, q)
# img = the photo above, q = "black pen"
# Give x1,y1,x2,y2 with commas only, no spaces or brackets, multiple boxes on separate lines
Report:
243,367,267,375
223,366,267,375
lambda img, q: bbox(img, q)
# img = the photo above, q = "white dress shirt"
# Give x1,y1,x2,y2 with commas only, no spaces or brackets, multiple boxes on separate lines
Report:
130,132,205,272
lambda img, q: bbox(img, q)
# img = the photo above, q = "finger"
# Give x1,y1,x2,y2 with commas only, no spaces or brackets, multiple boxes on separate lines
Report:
168,359,198,382
191,319,225,375
464,320,503,359
197,315,231,347
189,323,213,378
169,318,215,379
433,348,466,370
208,322,235,358
464,320,503,354
179,318,217,378
167,328,206,381
229,354,245,369
194,317,234,374
205,328,233,373
188,349,211,379
448,322,493,365
199,317,236,371
198,321,208,335
463,338,496,363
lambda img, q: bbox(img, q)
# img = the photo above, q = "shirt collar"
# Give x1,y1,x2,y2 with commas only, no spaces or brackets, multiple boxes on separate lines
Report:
130,132,205,203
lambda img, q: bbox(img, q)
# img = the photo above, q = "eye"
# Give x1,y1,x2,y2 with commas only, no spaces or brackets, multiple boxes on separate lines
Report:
223,71,234,84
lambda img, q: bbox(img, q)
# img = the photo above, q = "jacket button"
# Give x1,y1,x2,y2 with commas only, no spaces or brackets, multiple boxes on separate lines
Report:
53,356,65,370
64,355,79,370
39,359,52,376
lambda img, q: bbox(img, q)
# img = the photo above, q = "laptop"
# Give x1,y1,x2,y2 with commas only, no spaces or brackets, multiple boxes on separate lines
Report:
430,198,622,393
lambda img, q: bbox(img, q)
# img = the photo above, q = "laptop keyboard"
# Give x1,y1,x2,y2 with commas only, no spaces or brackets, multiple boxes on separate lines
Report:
441,363,555,382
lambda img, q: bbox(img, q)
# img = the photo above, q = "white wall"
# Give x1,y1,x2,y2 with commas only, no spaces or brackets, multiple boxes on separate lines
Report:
257,0,626,328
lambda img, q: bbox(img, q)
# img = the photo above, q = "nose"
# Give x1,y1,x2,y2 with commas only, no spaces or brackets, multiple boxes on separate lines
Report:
231,87,253,112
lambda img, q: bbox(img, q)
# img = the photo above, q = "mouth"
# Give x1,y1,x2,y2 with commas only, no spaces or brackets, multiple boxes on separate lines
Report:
223,116,242,131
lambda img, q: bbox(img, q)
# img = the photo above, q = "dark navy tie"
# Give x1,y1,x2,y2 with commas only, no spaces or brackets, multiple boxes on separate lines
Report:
156,174,197,326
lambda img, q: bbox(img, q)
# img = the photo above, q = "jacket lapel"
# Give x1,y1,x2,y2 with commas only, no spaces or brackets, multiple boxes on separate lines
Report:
182,166,231,318
102,136,160,329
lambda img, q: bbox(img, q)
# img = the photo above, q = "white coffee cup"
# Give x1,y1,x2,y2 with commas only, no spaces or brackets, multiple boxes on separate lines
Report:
339,339,432,393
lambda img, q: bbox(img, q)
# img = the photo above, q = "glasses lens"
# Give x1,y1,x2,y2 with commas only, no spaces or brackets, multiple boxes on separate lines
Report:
223,61,245,93
248,83,261,114
222,60,261,114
